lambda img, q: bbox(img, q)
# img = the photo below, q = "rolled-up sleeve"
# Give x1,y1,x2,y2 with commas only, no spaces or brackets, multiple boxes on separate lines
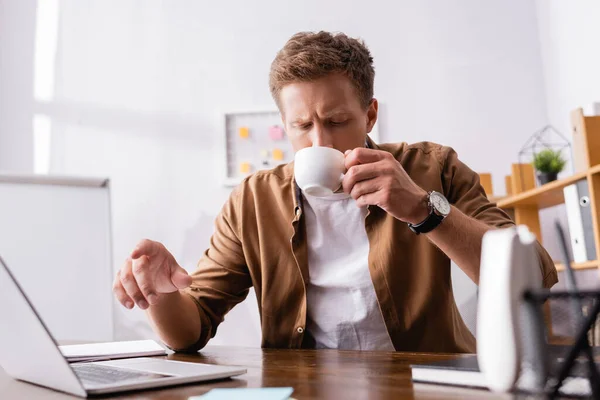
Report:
439,146,558,289
180,187,252,352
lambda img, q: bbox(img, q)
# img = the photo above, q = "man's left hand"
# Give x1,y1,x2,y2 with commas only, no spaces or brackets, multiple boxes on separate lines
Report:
342,148,430,224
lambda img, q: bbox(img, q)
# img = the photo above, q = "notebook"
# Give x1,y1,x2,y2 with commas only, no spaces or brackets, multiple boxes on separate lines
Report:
59,339,167,362
195,387,294,400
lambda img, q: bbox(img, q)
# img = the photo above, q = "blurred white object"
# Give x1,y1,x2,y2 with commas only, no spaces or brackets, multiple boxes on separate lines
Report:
477,226,542,392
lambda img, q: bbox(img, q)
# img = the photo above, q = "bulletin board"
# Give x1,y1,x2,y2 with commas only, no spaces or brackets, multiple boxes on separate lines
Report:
223,109,292,186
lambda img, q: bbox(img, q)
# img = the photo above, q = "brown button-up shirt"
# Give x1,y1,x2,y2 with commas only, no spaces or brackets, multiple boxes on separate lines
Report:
183,140,558,353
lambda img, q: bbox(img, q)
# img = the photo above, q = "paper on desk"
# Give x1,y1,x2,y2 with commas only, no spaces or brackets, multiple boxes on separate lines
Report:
195,387,294,400
59,339,166,362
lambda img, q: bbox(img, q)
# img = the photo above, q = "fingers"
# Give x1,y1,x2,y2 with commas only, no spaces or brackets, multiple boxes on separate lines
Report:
344,147,387,169
117,240,187,310
113,271,134,309
355,191,381,208
349,179,380,202
131,239,161,259
119,257,149,310
171,265,193,289
342,163,381,194
132,255,159,306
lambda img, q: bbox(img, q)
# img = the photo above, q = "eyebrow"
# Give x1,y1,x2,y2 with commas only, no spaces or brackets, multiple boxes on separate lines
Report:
292,110,351,125
291,119,311,126
323,109,351,118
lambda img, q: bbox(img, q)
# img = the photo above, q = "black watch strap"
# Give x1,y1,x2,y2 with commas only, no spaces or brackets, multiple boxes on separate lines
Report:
408,211,445,235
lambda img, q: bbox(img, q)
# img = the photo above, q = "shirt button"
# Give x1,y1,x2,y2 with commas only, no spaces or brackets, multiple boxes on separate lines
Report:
297,327,304,334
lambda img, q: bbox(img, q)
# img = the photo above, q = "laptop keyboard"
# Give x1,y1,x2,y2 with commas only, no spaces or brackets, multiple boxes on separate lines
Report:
72,363,169,386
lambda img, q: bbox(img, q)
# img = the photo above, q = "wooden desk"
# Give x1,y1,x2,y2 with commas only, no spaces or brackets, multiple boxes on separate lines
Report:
0,346,510,399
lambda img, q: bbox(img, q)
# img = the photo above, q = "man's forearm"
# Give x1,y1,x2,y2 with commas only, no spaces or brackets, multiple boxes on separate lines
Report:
425,206,492,284
146,291,201,351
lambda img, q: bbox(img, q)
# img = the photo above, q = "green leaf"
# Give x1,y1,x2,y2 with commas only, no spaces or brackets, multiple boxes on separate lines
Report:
532,149,566,174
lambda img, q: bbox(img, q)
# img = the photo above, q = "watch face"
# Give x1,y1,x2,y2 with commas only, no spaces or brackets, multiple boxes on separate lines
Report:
430,192,451,216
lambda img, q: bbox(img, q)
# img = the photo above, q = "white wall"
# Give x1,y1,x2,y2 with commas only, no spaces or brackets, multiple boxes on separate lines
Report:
0,0,35,172
536,0,600,134
536,0,600,286
1,0,551,345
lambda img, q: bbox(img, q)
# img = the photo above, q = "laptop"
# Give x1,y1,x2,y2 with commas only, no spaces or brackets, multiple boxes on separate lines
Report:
0,255,246,397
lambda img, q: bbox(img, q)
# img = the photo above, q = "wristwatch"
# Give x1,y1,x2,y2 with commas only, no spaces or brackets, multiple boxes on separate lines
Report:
408,191,451,235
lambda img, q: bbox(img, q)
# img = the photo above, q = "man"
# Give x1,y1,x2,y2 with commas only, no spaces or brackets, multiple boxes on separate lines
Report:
113,31,557,353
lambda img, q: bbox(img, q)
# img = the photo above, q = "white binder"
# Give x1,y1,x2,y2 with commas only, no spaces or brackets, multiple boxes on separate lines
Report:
563,180,596,263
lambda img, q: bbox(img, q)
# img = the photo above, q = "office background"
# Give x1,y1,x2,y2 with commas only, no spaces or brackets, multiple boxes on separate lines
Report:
0,0,598,346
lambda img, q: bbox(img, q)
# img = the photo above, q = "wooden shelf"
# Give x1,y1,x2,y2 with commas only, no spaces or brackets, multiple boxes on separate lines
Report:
554,260,598,272
488,195,506,204
488,166,600,209
496,170,588,209
588,163,600,176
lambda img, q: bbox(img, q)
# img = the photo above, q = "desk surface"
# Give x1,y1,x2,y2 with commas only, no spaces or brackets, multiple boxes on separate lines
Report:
0,346,510,399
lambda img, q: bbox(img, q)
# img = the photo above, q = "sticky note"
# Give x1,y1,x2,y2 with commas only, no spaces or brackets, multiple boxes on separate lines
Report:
238,126,249,139
269,125,284,140
240,162,251,174
272,148,284,161
195,387,294,400
260,149,269,159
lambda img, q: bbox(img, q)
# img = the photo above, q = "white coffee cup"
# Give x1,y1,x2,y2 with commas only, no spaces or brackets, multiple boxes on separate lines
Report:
294,146,345,197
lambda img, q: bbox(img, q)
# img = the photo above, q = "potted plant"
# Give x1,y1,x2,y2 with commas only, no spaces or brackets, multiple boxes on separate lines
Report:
532,149,566,185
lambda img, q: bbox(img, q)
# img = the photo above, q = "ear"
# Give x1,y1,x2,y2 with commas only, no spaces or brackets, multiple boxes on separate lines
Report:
366,98,378,133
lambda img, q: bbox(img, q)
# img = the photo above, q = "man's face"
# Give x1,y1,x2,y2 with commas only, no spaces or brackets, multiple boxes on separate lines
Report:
279,74,378,153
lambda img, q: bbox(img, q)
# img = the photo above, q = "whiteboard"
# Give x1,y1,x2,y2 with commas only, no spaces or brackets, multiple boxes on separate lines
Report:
0,174,113,342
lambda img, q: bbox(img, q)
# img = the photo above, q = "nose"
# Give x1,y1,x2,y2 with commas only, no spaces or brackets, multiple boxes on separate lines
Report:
311,125,333,148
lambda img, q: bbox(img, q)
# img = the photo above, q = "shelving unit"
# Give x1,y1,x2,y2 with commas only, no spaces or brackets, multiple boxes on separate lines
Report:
494,109,600,273
482,109,600,345
495,164,600,273
496,170,589,210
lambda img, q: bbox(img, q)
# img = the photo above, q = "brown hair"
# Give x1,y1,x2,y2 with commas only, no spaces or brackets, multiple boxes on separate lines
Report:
269,31,375,109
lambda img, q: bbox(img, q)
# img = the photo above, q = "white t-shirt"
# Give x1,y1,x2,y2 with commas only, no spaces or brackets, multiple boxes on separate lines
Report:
303,192,395,351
